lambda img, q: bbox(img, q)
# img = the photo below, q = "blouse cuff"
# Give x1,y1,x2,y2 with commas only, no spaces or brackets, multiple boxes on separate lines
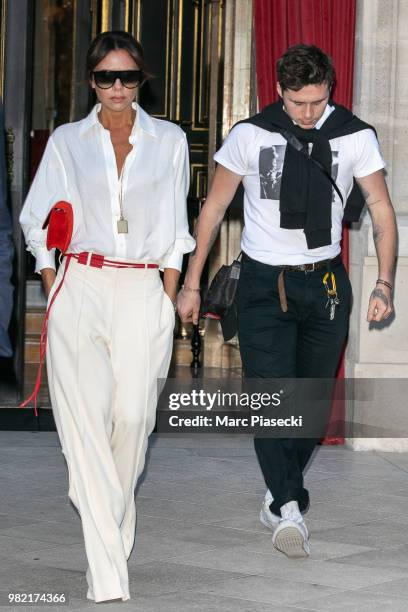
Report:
160,237,196,272
33,246,56,275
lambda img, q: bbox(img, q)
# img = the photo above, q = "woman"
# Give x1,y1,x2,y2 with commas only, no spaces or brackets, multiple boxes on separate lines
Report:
20,31,195,602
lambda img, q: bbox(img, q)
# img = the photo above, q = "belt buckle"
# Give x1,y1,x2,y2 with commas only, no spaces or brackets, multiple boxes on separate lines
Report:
304,262,315,274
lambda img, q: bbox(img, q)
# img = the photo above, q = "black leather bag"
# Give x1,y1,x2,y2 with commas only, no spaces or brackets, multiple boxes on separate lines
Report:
201,254,241,341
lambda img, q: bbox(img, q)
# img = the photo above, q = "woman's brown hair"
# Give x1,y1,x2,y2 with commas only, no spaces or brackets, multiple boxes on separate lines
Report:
86,30,152,85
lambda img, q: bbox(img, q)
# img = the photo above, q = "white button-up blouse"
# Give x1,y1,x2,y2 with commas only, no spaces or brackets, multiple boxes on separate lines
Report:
20,102,195,273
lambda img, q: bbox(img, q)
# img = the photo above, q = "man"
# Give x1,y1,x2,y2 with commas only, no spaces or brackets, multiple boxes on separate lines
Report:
178,45,397,558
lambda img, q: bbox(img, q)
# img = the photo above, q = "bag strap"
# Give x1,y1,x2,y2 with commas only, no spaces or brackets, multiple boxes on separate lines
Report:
281,129,344,206
19,254,73,416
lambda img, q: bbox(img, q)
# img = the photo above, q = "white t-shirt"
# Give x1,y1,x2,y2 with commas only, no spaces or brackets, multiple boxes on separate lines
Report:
214,105,385,265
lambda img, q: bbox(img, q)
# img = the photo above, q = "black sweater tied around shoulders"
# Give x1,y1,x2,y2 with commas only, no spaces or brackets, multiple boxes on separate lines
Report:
237,101,376,249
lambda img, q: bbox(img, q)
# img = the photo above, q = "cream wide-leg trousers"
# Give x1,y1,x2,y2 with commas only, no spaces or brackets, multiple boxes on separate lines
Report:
46,256,175,602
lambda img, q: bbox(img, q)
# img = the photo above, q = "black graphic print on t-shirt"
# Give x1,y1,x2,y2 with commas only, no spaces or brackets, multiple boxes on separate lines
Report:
259,146,340,202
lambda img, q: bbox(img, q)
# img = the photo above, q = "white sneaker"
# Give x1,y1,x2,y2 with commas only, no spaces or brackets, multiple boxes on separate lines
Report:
272,518,310,558
259,489,280,531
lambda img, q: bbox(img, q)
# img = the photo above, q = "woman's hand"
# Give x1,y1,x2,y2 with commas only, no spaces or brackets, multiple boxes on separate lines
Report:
41,268,57,298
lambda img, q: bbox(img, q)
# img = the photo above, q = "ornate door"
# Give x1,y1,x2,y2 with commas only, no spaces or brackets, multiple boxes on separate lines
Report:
1,0,224,417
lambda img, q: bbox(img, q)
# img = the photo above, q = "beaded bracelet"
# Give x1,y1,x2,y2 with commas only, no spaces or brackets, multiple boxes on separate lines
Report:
376,278,393,290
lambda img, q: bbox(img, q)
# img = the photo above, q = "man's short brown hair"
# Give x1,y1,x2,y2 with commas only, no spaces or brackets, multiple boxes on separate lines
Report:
277,44,335,92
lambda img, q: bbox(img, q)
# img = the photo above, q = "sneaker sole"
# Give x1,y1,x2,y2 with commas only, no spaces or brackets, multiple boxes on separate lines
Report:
273,526,309,558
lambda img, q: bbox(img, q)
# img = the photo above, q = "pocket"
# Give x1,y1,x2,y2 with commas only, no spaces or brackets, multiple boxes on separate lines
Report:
163,290,176,326
46,277,59,309
46,262,65,309
239,260,280,305
336,264,353,301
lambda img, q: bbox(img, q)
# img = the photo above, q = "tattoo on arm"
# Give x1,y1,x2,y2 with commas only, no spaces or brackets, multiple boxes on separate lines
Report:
359,185,381,207
370,287,389,308
373,223,385,243
189,219,222,261
360,186,369,200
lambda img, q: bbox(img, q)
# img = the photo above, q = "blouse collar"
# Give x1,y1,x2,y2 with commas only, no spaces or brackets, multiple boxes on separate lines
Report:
79,101,157,141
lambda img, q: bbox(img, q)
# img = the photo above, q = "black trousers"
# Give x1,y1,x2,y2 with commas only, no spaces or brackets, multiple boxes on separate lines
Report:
236,252,352,516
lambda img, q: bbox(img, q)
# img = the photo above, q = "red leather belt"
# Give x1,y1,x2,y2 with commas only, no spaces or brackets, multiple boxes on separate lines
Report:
69,252,159,269
20,251,159,416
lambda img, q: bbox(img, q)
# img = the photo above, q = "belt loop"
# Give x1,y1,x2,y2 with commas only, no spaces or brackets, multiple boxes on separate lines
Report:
86,251,92,266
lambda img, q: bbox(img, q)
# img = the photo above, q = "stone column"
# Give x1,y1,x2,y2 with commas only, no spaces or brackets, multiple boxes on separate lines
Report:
347,0,408,450
203,0,254,369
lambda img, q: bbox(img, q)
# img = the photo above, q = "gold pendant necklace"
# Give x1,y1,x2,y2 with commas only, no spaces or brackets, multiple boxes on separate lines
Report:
117,164,128,234
117,218,128,233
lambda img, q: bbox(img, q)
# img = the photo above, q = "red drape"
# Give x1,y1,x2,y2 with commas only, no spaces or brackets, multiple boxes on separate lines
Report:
254,0,356,110
253,0,357,444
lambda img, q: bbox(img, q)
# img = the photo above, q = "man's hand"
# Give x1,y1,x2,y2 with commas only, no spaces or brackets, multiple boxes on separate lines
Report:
356,171,397,324
177,288,201,325
367,282,393,322
180,165,243,324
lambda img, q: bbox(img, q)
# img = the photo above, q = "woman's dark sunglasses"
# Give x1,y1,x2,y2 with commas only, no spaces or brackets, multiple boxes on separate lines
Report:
92,70,143,89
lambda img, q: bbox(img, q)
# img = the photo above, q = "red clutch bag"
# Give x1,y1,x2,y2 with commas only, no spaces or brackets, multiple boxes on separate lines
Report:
21,201,74,416
42,200,73,253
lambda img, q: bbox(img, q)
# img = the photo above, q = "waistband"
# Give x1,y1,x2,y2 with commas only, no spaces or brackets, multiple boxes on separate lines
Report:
64,252,159,269
242,252,342,273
